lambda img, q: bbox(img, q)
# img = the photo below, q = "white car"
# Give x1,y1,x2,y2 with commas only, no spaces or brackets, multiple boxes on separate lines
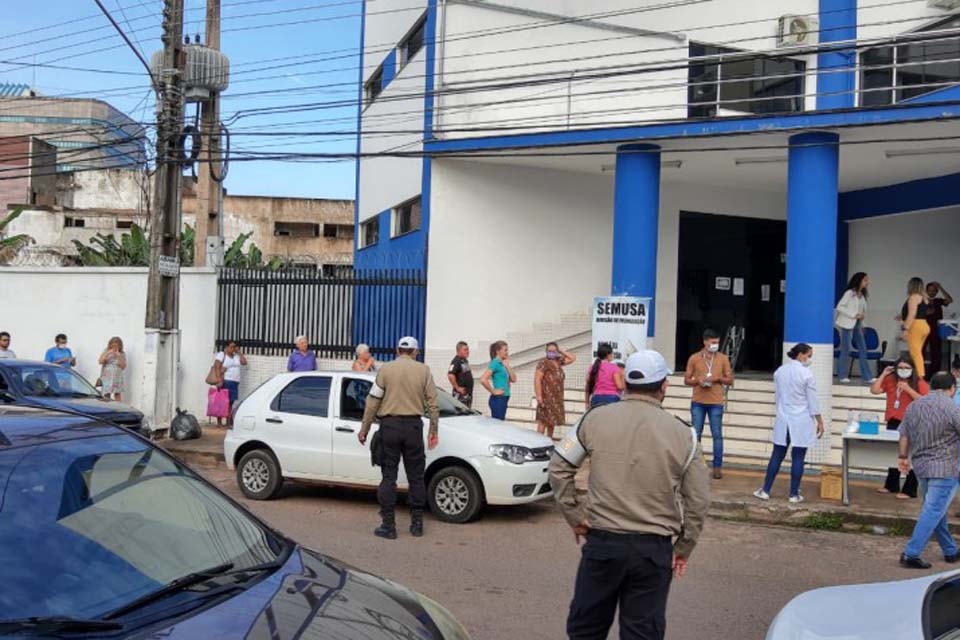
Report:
224,371,554,523
766,568,960,639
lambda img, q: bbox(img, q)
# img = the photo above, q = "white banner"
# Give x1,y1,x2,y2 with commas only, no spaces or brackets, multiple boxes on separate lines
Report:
591,296,650,360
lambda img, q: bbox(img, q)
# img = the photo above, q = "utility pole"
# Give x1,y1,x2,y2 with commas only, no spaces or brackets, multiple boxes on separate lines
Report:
143,0,186,435
195,0,223,267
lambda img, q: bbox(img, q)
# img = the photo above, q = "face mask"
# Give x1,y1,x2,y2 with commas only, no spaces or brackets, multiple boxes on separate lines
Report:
707,344,719,353
801,359,812,367
897,368,913,379
546,351,559,360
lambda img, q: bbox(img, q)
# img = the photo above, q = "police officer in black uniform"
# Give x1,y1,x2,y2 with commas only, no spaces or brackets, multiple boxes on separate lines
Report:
447,341,474,408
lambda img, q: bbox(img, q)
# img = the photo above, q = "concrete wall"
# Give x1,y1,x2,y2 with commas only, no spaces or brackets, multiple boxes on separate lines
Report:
848,207,960,347
58,169,147,211
0,267,217,420
858,0,952,40
425,159,787,367
436,0,819,136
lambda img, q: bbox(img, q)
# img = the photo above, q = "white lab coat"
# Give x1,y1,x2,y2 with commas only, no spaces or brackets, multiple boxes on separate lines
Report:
834,290,866,330
772,359,822,448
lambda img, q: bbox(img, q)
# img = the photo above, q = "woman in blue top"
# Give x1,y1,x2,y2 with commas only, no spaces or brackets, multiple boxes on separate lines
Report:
44,334,76,368
480,340,517,420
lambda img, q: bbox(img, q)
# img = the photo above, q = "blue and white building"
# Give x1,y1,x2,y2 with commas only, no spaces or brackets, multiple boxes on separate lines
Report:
355,0,960,422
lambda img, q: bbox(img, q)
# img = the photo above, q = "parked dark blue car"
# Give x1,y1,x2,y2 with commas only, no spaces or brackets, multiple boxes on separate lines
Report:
0,407,470,639
0,360,146,433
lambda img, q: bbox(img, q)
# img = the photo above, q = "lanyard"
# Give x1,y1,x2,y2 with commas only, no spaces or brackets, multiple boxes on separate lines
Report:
702,352,715,378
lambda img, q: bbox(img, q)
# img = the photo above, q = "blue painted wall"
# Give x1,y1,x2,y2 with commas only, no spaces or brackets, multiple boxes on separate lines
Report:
817,0,857,110
840,172,960,220
380,49,397,91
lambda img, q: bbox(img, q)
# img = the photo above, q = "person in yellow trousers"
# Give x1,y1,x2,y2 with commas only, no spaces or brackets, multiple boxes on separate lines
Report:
901,277,931,379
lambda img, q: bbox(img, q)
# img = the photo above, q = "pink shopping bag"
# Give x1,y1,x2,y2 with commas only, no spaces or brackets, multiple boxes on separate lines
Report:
207,387,231,418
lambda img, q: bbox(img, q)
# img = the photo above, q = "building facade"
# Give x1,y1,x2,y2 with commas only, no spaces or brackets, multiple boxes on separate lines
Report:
356,0,960,424
0,83,146,172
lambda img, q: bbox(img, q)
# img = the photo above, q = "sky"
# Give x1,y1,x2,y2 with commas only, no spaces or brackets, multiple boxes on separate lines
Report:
0,0,363,200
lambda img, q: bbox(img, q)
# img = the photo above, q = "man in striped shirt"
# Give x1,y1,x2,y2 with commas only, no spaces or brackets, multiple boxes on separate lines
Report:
898,372,960,569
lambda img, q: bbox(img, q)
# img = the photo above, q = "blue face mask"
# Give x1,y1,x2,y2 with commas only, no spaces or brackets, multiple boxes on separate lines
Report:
546,351,559,360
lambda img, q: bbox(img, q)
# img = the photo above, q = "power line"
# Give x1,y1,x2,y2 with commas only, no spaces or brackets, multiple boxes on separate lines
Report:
92,0,156,84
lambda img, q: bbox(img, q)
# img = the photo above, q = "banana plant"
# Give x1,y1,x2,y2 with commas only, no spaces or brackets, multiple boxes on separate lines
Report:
0,207,35,265
72,223,151,266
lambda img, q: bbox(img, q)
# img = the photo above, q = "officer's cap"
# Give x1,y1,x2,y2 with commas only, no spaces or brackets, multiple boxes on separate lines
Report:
624,350,672,385
398,336,419,350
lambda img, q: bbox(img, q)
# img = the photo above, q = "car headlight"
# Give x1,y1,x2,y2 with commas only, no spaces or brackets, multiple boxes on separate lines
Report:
489,444,535,464
416,592,471,639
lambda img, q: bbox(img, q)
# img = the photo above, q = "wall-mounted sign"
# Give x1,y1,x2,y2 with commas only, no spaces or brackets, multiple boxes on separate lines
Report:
761,284,771,302
715,277,731,291
592,296,649,361
733,278,745,296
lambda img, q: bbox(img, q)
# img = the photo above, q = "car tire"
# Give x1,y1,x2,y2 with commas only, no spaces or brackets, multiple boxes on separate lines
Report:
237,449,283,500
428,466,484,524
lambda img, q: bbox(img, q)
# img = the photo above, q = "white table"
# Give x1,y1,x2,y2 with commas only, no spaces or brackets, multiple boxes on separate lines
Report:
948,335,959,369
842,429,901,506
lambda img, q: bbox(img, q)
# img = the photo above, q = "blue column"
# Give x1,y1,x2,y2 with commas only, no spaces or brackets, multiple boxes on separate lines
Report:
612,143,660,329
817,0,857,110
785,132,839,346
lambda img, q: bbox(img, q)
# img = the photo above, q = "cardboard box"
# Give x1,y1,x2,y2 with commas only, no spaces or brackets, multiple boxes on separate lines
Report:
820,468,843,501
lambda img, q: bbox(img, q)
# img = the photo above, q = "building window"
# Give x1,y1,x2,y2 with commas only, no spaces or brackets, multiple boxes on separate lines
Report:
859,15,960,106
688,42,805,118
400,16,426,67
361,215,380,248
322,224,354,239
116,219,133,230
392,197,421,237
64,216,85,228
274,222,320,238
365,65,384,104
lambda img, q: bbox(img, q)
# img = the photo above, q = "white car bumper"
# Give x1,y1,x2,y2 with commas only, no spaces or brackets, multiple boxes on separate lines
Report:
223,433,241,470
470,456,552,505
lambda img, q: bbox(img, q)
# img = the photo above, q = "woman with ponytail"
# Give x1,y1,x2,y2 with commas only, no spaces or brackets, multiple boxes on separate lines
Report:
585,343,625,408
754,343,825,503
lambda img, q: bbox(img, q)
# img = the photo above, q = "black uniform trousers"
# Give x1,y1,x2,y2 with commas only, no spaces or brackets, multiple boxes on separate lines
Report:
567,530,673,640
378,416,427,512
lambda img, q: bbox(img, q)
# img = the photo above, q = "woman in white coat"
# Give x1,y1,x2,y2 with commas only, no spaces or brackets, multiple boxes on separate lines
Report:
834,272,872,384
754,343,825,503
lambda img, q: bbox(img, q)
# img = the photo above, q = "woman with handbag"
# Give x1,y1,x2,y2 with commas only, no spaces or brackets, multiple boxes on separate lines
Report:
208,341,246,427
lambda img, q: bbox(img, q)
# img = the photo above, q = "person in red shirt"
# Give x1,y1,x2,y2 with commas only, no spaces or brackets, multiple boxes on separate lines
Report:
870,355,929,498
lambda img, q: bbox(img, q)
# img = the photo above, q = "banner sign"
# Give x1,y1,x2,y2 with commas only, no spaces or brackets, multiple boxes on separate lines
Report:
591,296,650,360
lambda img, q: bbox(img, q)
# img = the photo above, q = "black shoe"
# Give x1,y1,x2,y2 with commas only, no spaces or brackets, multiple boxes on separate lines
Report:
410,510,424,538
945,554,959,564
375,511,397,540
900,554,932,569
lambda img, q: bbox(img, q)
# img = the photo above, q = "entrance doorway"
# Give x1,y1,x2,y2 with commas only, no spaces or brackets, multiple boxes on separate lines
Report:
675,211,786,373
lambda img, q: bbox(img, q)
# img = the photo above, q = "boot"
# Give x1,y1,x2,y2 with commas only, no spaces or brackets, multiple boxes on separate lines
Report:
410,509,424,537
374,510,397,540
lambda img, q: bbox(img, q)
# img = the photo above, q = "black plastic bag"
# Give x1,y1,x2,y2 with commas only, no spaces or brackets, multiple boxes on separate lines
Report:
170,408,202,441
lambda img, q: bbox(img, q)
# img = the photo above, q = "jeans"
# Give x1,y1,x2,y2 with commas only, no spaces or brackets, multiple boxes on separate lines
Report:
836,322,871,380
904,477,959,559
690,402,724,468
761,433,807,497
567,531,673,640
489,394,509,420
590,394,621,409
224,380,240,405
377,417,427,512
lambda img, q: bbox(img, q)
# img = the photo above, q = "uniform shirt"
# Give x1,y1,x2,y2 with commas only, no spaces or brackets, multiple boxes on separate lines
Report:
0,348,16,359
899,392,960,479
216,352,243,382
549,394,711,558
772,359,821,448
685,351,732,406
287,350,317,372
360,355,440,436
44,346,74,368
488,358,511,397
448,356,473,395
881,376,929,422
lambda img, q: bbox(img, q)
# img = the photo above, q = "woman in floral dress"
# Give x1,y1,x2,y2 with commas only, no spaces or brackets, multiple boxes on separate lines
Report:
534,341,576,439
98,336,127,402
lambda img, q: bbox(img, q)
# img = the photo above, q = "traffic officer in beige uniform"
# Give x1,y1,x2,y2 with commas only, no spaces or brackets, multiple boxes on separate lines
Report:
550,349,710,640
359,337,439,540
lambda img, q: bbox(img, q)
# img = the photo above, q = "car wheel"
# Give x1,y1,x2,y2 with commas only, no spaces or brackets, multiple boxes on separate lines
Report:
428,466,484,523
237,449,283,500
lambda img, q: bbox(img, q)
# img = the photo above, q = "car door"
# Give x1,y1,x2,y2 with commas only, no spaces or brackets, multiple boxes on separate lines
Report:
262,375,333,477
332,376,393,483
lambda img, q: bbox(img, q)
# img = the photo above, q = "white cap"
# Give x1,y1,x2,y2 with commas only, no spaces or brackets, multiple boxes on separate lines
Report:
624,350,672,385
398,336,419,350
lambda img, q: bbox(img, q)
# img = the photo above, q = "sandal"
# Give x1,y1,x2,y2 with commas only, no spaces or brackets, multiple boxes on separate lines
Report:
896,493,912,500
876,488,891,494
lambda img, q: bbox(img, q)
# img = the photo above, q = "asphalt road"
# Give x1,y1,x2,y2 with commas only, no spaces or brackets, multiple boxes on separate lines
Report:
201,466,942,640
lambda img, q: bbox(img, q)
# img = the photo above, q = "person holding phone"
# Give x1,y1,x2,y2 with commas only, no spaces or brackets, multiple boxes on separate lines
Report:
871,356,928,499
44,334,76,369
684,328,734,479
98,337,127,402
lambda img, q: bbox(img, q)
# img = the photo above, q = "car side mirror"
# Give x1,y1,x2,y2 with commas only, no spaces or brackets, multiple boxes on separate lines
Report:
0,391,15,404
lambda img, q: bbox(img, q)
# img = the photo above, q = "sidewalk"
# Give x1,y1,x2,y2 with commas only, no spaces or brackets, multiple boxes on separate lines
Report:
161,430,956,535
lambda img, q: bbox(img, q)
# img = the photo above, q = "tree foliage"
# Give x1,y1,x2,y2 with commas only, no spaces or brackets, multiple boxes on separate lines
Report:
0,207,36,265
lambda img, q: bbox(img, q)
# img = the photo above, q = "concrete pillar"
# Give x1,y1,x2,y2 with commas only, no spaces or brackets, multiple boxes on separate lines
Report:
817,0,857,110
785,131,839,462
612,143,660,330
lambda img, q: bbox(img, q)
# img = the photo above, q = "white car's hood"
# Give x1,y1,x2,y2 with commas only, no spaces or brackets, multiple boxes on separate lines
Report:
439,414,554,448
766,569,960,640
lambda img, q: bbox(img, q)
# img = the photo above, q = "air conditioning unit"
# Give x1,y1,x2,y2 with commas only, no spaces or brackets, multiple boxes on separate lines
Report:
928,0,960,10
777,15,819,48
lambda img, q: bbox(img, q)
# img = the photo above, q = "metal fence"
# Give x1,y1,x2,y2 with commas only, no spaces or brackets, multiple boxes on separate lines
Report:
216,267,427,359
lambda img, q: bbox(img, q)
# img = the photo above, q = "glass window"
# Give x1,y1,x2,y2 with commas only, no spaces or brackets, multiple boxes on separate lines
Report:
393,197,421,237
340,378,372,421
361,216,379,248
365,66,384,103
688,43,805,117
926,575,960,639
401,17,426,66
9,364,100,398
271,376,332,418
861,46,894,106
0,435,282,620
